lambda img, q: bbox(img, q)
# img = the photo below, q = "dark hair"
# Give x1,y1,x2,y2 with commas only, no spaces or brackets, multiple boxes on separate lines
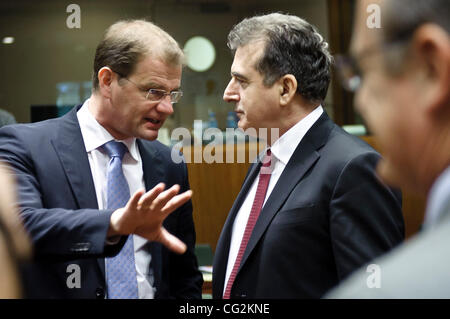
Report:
380,0,449,73
92,19,184,90
384,0,449,44
227,13,333,103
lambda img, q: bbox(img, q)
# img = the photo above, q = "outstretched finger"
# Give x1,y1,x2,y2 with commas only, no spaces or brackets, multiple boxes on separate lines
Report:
127,188,146,209
137,183,166,209
158,227,187,254
161,190,193,216
150,184,181,212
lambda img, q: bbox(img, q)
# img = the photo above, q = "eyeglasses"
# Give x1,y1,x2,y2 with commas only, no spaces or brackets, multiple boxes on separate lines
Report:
334,29,415,93
334,42,389,93
114,71,183,104
334,54,363,92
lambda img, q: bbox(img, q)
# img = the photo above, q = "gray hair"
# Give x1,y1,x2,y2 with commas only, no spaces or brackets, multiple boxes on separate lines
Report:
92,19,184,90
382,0,449,72
227,13,333,103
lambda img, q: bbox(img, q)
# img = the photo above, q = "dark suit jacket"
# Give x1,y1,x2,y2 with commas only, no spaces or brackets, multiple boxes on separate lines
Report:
213,112,404,299
0,105,203,299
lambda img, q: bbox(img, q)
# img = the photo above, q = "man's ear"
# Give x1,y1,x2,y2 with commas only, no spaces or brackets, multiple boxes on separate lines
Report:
97,67,115,98
412,24,450,116
279,74,298,106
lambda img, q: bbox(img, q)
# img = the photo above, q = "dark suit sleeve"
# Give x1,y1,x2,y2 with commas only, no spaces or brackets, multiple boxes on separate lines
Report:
0,126,124,261
329,151,404,280
168,160,203,298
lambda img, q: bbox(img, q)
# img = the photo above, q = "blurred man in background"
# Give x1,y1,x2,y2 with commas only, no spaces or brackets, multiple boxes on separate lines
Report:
0,163,31,298
328,0,450,298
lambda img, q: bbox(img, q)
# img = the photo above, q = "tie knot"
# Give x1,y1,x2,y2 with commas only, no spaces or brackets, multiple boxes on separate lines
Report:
103,140,128,160
262,149,272,168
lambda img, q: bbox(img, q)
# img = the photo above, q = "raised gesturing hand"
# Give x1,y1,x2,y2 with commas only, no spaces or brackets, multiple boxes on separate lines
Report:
108,183,193,254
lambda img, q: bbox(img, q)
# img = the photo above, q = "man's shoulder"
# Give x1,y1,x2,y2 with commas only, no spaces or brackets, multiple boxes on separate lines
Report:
326,217,450,298
315,124,380,171
0,117,62,141
328,125,378,154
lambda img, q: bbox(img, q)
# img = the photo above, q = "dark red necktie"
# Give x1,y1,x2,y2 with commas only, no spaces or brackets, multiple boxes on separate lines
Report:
223,149,272,299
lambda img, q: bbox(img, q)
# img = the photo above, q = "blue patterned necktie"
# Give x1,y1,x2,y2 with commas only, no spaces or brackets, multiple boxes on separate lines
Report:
103,140,139,299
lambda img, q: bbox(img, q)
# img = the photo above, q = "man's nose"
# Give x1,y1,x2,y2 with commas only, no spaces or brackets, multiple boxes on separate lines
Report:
223,80,239,103
157,95,174,115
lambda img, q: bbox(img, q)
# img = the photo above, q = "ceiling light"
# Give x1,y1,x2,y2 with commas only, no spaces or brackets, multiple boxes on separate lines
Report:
2,37,15,44
184,36,216,72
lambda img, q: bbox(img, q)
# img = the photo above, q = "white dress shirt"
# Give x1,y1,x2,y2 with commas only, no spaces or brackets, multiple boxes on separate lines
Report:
424,165,450,229
223,105,324,295
77,99,155,299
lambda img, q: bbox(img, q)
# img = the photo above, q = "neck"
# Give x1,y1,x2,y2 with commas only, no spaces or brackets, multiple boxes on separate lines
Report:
87,93,128,140
419,125,450,196
267,100,320,146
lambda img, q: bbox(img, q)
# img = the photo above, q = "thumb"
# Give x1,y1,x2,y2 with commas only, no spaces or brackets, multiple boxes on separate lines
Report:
158,227,187,254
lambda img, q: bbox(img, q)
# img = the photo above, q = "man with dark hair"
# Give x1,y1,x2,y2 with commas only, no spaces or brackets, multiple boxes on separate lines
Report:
327,0,450,298
212,13,405,299
0,19,202,299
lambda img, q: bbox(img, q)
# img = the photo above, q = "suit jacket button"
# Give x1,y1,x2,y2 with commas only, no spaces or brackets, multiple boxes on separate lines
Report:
96,287,105,299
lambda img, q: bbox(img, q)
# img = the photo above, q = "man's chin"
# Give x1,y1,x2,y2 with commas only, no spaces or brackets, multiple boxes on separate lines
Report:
376,160,401,187
238,120,258,134
376,158,420,194
138,130,159,141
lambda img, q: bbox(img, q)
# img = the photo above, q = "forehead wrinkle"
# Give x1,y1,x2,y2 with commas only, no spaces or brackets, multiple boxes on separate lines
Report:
131,55,182,89
134,72,181,92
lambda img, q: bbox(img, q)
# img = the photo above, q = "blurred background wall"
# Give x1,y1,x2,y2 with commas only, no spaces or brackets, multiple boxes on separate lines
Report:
0,0,332,128
1,0,425,259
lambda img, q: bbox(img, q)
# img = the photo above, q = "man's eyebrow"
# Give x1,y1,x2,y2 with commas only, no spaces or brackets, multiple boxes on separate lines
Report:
143,81,181,91
143,81,165,89
231,71,249,81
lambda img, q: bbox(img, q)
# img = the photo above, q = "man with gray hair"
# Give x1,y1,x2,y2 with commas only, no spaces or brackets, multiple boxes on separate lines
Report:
0,108,16,128
213,13,404,299
0,19,202,298
327,0,450,298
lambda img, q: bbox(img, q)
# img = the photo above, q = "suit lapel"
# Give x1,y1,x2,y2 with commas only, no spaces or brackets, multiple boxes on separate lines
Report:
237,112,334,275
50,106,104,274
137,140,165,191
238,140,320,271
51,105,98,210
137,140,165,294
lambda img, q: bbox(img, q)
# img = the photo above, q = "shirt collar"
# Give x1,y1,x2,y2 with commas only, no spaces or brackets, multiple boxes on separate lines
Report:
270,105,323,166
77,99,139,161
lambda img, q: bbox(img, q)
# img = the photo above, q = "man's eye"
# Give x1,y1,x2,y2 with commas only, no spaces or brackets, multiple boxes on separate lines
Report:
149,89,163,96
237,78,248,87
